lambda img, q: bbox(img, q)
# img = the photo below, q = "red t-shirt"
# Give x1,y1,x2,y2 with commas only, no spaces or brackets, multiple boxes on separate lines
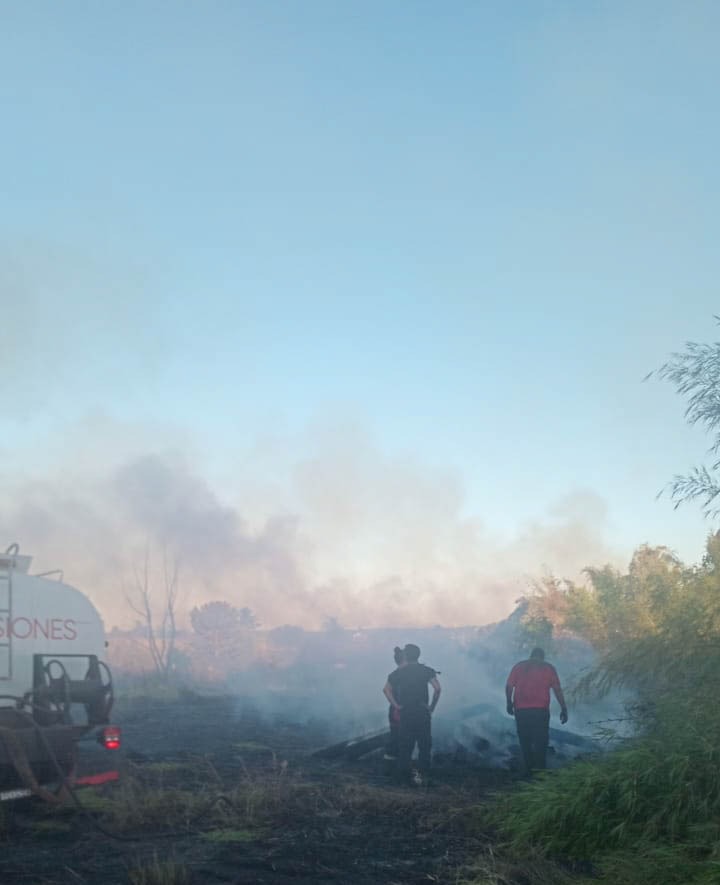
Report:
506,661,560,710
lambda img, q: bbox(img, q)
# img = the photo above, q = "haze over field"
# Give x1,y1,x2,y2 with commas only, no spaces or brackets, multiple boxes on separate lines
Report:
2,1,718,628
0,435,620,628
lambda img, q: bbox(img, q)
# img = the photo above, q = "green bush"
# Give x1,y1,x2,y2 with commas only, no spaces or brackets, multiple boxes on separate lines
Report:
490,536,720,884
494,734,720,855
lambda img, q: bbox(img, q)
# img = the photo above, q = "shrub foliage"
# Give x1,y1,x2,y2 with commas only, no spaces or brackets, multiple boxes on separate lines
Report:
493,535,720,884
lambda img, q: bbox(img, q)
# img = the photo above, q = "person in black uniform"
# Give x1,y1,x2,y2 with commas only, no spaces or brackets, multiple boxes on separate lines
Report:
383,646,406,759
383,643,441,784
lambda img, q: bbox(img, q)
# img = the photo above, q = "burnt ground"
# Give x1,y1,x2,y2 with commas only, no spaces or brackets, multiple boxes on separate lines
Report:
0,695,532,885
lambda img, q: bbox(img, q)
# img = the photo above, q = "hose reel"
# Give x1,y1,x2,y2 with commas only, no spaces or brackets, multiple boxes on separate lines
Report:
36,656,114,726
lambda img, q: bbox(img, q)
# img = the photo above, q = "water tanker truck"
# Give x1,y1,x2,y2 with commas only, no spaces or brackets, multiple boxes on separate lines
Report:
0,544,120,801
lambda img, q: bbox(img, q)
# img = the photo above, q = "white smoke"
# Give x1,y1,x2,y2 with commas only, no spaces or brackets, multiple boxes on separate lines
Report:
0,418,624,631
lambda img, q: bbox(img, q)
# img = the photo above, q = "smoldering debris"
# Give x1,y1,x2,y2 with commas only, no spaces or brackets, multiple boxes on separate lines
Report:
313,703,597,770
434,703,597,769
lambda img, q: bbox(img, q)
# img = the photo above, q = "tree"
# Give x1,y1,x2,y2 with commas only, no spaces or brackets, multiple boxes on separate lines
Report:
190,601,241,659
566,545,682,651
123,547,181,680
516,575,568,654
520,546,684,654
190,600,259,675
653,323,720,515
238,606,260,629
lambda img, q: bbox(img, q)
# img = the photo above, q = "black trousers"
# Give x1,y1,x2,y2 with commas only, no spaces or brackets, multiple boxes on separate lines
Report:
514,708,550,773
398,707,432,775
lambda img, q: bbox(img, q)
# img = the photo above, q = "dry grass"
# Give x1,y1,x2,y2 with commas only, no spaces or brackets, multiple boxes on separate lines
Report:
67,752,599,884
4,755,599,884
77,753,339,835
456,844,585,885
77,752,466,852
128,853,191,885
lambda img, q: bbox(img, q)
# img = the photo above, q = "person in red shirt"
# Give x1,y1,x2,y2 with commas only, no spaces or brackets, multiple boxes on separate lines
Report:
505,647,568,775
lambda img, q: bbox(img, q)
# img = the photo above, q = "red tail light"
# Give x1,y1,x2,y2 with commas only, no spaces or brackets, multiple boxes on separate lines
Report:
101,726,121,750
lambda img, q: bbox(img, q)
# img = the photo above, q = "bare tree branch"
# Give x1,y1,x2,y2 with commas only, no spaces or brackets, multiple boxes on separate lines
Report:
123,545,181,679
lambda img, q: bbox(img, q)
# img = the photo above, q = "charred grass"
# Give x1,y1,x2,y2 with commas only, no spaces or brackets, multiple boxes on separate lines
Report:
0,696,591,884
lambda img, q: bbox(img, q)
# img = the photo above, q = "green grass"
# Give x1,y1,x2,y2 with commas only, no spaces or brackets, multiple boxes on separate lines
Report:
91,781,218,832
128,853,190,885
493,739,720,853
28,818,73,836
487,725,720,885
589,842,720,885
72,790,117,814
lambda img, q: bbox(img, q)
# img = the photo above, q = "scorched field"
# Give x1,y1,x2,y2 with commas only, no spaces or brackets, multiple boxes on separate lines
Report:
0,693,543,885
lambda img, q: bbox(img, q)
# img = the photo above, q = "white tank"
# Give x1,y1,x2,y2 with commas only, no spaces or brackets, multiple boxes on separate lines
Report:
0,548,107,705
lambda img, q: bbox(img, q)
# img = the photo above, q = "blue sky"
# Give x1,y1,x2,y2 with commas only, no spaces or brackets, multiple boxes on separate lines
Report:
1,2,718,626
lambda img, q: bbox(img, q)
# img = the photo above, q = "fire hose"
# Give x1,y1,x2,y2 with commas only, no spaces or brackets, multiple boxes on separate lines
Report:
0,726,60,804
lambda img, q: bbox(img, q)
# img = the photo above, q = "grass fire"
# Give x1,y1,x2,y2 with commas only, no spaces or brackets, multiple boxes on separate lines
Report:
4,4,720,881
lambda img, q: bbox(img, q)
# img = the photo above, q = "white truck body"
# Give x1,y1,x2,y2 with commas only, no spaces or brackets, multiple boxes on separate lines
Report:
0,552,107,703
0,547,119,801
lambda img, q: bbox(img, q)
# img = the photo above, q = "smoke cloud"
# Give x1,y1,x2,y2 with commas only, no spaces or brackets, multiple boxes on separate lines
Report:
0,420,623,631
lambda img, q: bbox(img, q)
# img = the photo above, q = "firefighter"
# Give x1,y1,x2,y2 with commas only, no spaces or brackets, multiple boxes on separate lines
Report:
505,646,568,775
